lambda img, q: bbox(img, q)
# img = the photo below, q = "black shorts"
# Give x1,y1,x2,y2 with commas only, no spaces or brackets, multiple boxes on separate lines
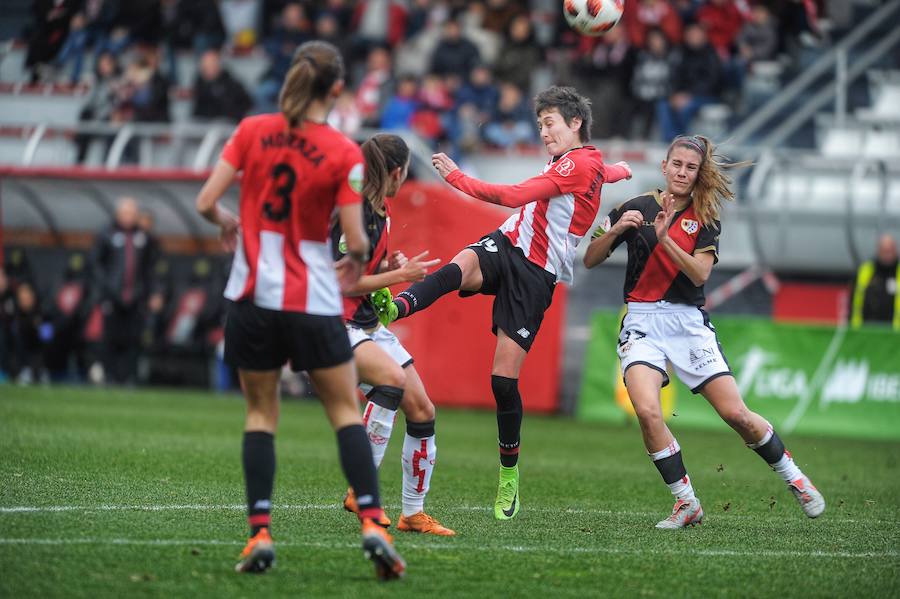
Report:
224,300,353,372
462,230,557,352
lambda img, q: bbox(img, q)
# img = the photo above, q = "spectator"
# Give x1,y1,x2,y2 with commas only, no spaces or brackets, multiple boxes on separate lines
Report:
192,49,252,122
161,0,226,85
327,89,363,136
483,82,534,148
25,0,81,83
44,252,93,380
411,73,454,144
851,234,900,330
493,14,543,95
355,46,394,126
118,50,170,124
117,0,163,47
696,0,745,61
54,0,121,84
90,197,157,385
656,22,723,141
380,75,420,130
351,0,409,50
575,25,632,139
312,12,352,76
0,268,12,382
456,65,499,123
736,4,779,64
74,51,121,163
255,2,313,112
8,281,48,385
429,19,481,79
623,0,683,48
482,0,523,35
628,28,672,139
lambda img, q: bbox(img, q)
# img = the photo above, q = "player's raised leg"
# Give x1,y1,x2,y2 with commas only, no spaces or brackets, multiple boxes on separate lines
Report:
700,376,825,518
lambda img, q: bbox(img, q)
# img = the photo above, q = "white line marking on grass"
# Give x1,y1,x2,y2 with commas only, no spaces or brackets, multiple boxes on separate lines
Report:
0,537,896,561
2,503,895,525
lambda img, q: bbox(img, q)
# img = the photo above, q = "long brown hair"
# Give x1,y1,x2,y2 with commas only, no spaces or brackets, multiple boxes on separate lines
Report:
279,41,344,128
361,134,410,213
667,135,750,225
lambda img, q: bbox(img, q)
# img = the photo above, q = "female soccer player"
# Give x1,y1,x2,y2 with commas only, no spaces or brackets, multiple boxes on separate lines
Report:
373,86,631,520
333,133,454,536
195,41,405,578
583,134,825,528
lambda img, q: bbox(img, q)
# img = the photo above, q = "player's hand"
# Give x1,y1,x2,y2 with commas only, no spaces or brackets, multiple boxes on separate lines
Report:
654,192,676,240
399,251,441,282
335,256,364,292
388,250,408,271
218,209,240,252
612,209,643,235
614,161,633,180
432,153,459,179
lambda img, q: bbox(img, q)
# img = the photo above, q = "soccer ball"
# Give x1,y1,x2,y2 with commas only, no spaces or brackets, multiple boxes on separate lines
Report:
563,0,624,36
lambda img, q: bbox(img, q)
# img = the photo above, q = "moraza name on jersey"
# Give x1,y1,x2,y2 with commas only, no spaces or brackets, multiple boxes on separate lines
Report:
260,133,325,166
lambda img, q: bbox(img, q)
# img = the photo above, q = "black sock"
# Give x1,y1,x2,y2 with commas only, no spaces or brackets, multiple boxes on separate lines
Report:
243,431,275,536
491,375,522,468
752,430,786,465
653,451,688,485
366,385,404,410
394,263,463,318
336,424,382,519
406,419,436,438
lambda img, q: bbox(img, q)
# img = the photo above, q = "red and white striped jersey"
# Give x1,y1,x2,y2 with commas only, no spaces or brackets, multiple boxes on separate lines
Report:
446,146,627,285
220,113,364,314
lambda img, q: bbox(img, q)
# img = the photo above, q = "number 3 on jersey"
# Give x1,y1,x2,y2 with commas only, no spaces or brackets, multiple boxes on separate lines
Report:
264,162,296,222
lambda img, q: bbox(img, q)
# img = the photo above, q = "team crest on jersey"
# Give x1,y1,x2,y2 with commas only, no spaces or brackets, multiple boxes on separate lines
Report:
681,219,699,235
348,162,364,193
554,157,576,177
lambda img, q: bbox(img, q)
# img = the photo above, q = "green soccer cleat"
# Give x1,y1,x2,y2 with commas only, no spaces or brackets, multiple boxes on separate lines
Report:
370,287,399,326
493,465,520,520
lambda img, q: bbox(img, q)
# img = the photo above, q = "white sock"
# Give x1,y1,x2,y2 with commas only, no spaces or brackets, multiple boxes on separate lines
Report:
363,401,396,469
772,451,803,483
667,475,696,502
401,433,436,517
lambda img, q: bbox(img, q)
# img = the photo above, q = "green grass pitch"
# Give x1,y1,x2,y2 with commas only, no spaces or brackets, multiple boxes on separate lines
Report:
2,386,898,598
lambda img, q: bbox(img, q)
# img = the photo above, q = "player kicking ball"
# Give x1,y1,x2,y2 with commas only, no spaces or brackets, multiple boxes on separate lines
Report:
373,86,631,520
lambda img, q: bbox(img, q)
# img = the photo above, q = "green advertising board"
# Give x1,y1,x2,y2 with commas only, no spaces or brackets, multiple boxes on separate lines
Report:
578,311,900,440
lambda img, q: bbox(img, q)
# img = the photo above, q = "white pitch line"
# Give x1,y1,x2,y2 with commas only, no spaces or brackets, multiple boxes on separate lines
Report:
0,537,896,560
1,503,895,525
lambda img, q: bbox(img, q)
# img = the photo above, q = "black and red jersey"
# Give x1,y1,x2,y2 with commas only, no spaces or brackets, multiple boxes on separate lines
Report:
598,189,720,305
331,197,390,328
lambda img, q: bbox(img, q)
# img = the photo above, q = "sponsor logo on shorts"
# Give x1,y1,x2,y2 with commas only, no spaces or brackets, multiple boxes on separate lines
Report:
618,329,646,354
469,237,499,253
517,328,531,339
681,219,699,235
554,157,576,177
690,346,718,370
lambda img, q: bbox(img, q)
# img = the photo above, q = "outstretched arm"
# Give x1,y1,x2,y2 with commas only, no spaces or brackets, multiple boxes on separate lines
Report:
433,152,561,208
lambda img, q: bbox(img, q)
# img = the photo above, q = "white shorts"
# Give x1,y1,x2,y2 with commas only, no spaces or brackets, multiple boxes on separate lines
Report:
617,302,731,394
347,324,413,369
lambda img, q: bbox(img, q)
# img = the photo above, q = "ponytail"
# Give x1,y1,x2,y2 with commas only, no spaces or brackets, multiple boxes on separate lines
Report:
668,135,751,226
361,134,410,213
280,41,345,128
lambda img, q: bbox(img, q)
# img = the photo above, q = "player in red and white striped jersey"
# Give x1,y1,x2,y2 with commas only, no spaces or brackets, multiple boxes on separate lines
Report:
195,41,404,579
584,135,825,529
373,86,631,520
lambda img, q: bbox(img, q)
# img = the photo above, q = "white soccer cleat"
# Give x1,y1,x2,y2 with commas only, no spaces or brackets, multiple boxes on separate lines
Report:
655,497,704,529
788,475,825,518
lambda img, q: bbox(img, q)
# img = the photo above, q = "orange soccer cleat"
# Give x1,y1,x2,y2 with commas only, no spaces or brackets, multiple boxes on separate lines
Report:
234,527,275,573
362,518,406,581
343,488,391,527
397,512,456,536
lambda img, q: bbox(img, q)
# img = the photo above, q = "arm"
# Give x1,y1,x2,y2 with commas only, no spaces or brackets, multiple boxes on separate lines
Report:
604,161,632,184
343,251,440,297
583,209,643,268
196,159,240,251
654,193,715,286
432,152,559,208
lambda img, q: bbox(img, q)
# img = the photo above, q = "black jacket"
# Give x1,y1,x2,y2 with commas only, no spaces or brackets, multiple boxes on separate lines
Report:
90,224,157,310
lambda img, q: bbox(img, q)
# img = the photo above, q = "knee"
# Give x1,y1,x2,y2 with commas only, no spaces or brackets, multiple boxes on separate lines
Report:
632,402,663,426
403,391,435,422
491,375,521,410
377,365,406,390
721,405,753,431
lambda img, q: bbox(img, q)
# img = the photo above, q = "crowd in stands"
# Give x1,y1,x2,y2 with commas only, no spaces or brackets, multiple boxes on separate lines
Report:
0,198,229,388
15,0,850,152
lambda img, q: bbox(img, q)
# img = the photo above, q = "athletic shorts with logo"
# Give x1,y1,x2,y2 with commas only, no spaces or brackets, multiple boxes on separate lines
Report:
617,301,731,393
224,300,352,371
462,230,557,352
346,324,413,368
